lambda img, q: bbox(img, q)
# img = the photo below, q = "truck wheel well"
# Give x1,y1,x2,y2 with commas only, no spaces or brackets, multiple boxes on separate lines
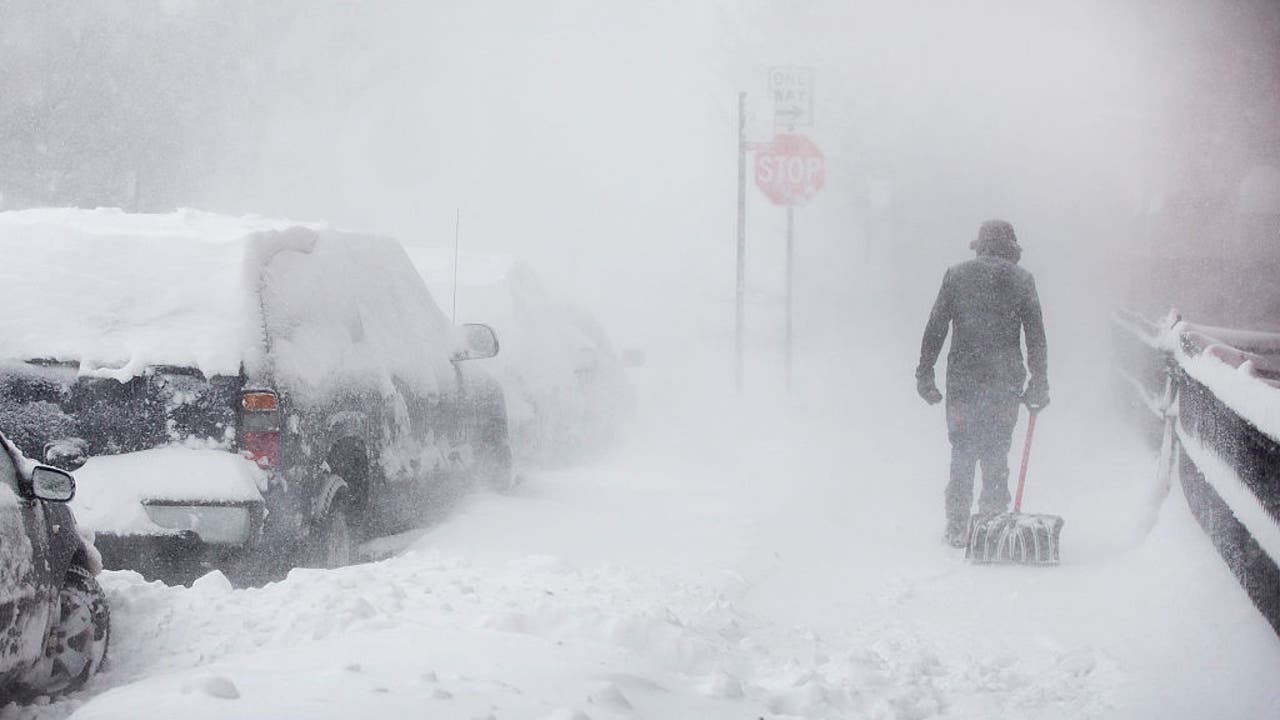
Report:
327,439,369,509
70,549,100,576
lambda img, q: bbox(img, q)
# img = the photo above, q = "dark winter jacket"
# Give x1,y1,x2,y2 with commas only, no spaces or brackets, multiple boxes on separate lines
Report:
915,227,1048,399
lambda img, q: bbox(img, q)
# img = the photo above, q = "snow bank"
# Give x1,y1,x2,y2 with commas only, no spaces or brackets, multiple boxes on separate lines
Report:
70,448,265,537
54,545,1122,720
0,208,312,380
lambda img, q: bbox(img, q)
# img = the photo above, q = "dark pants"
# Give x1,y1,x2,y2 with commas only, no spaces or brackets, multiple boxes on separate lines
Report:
944,386,1021,530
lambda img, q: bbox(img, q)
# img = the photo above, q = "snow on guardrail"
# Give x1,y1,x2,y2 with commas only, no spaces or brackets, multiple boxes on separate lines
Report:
1115,310,1280,637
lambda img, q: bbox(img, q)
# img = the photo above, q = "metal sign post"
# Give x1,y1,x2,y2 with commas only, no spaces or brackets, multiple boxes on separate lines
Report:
785,206,795,391
753,115,823,394
452,208,461,323
740,70,823,394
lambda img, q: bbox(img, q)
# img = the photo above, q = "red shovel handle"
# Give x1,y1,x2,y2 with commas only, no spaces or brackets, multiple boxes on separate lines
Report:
1012,410,1038,513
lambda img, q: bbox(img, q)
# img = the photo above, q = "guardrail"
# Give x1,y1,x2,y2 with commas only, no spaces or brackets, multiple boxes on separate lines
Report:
1114,311,1280,637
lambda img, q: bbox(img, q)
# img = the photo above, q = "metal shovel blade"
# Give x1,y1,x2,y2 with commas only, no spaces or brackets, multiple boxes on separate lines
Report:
965,512,1064,565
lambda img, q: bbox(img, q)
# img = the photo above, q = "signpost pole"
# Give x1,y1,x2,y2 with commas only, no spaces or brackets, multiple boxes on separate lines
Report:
736,91,746,393
755,68,821,394
452,208,461,323
785,205,794,393
755,133,821,395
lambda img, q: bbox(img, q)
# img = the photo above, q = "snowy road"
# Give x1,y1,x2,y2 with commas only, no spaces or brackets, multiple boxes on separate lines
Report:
6,349,1280,719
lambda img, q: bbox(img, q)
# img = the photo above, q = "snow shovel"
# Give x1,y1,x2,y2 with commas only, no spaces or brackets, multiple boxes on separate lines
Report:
965,410,1064,565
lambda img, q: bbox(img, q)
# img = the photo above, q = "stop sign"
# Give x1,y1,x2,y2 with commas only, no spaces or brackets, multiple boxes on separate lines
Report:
754,134,825,207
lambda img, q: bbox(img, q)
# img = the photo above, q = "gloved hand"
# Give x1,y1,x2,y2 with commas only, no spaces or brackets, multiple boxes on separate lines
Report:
916,374,943,405
1022,379,1050,411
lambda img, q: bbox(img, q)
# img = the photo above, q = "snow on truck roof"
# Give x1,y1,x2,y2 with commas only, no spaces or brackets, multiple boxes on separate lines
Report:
0,208,455,390
0,208,319,380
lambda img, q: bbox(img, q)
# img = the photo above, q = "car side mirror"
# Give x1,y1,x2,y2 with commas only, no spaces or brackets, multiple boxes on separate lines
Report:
454,323,499,361
30,465,75,502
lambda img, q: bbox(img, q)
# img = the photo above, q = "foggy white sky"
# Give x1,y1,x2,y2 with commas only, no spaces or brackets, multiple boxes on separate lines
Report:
170,0,1276,385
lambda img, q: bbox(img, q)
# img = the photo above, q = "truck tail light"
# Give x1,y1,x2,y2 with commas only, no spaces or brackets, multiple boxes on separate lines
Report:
240,431,279,469
242,391,278,412
240,390,280,468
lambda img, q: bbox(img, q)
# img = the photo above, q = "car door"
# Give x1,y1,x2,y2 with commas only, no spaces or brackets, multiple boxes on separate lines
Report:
385,363,466,528
0,445,52,680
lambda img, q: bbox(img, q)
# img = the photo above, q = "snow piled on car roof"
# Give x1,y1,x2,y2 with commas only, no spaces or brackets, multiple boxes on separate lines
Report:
0,209,460,401
0,208,316,380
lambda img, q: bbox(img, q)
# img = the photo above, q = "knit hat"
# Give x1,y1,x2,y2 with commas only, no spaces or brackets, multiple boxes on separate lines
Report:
970,219,1022,262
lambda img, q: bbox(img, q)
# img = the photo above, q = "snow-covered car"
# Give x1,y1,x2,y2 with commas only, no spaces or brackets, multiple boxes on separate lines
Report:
0,209,511,583
0,432,109,701
401,247,637,468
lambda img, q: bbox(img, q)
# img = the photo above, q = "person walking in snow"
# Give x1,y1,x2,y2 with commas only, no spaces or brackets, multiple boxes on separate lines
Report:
915,219,1049,548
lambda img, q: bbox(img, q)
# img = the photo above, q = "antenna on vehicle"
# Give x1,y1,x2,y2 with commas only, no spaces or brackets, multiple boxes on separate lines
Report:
452,207,460,324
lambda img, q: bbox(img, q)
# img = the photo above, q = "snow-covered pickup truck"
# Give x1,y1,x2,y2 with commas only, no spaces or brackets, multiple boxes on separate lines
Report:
0,209,511,583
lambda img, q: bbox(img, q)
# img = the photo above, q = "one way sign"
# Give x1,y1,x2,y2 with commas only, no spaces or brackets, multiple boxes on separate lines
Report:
769,66,814,128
